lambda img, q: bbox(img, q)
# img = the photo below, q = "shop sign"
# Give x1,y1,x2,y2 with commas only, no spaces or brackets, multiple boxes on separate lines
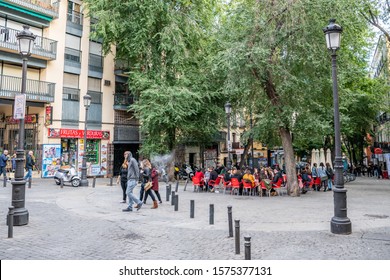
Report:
6,114,38,124
45,106,53,126
48,128,110,140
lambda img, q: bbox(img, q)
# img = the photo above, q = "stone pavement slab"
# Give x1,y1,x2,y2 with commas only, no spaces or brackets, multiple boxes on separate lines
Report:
0,176,389,260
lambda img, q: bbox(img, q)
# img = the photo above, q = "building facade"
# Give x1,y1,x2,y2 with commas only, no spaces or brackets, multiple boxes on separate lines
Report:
0,0,139,177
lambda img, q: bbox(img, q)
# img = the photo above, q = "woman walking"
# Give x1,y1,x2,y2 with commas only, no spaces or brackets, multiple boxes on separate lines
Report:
117,152,129,203
151,164,162,204
139,159,158,209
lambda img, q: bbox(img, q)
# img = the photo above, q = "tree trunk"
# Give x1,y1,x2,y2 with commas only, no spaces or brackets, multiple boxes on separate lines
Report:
279,127,299,196
239,140,250,169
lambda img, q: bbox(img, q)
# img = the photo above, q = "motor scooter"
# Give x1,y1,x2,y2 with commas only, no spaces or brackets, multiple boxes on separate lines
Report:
54,165,81,187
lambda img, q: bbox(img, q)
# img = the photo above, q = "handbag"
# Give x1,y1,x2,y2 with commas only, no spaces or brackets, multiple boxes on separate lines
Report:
144,181,153,191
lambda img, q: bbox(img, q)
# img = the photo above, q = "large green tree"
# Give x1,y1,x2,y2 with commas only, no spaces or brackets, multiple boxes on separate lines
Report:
212,0,374,195
84,0,223,157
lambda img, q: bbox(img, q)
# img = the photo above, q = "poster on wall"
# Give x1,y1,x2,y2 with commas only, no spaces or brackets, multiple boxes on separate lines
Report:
42,144,62,178
100,143,107,176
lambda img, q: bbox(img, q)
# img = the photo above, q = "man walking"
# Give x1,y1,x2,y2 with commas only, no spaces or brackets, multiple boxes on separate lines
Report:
0,150,9,182
24,151,35,181
123,151,143,212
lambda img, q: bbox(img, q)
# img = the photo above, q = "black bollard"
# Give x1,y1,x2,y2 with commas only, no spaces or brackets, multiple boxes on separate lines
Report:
175,181,179,192
166,185,170,202
235,220,240,254
209,204,214,225
244,236,251,260
171,191,176,206
8,206,14,238
28,177,32,189
110,177,113,186
190,200,195,218
3,176,6,188
92,177,96,188
174,194,179,211
228,205,233,237
184,178,189,191
60,177,64,188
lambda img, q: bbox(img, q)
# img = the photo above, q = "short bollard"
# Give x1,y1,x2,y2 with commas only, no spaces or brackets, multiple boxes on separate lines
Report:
209,204,214,225
184,179,189,191
3,176,6,188
174,194,179,211
235,220,240,254
175,181,179,192
8,206,14,238
28,178,32,189
92,177,96,188
110,177,113,186
190,200,195,218
166,185,170,202
60,177,64,188
244,236,251,260
171,191,176,206
228,205,233,237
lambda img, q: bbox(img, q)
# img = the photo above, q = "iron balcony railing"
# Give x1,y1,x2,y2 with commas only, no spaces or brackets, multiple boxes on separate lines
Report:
62,87,80,101
114,93,135,107
67,10,83,26
0,25,57,60
64,47,82,67
0,74,55,102
88,53,103,73
5,0,59,18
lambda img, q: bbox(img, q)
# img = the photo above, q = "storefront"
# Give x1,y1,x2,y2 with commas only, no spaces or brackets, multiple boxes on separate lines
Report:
46,128,110,178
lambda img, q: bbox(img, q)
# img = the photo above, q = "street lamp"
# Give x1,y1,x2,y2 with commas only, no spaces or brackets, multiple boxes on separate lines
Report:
80,94,92,187
224,102,232,169
323,19,351,234
10,25,36,226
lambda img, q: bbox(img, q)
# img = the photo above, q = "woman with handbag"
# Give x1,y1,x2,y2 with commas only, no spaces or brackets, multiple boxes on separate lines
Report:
317,162,328,192
139,159,158,209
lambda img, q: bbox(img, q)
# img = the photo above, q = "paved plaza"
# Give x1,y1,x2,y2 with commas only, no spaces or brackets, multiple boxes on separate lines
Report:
0,176,389,260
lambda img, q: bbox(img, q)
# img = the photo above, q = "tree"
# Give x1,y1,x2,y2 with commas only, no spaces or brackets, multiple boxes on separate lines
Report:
212,0,373,196
84,0,223,157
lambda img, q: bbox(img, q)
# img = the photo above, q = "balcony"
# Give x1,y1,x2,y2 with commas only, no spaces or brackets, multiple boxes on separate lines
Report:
0,25,57,60
66,10,83,36
1,0,59,19
0,74,55,102
114,59,130,77
114,93,135,110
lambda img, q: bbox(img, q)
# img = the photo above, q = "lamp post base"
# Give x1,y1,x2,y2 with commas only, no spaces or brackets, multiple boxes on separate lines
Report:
80,179,89,187
9,208,29,226
330,216,352,234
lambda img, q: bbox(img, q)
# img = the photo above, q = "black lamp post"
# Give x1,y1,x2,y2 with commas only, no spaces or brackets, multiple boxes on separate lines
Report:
224,102,232,169
10,25,36,226
80,94,91,187
323,19,352,234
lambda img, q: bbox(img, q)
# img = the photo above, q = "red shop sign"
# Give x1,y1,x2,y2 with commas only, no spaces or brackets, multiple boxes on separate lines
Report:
48,128,110,140
6,114,38,124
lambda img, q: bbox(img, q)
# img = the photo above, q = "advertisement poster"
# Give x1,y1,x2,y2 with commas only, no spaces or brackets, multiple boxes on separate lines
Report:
42,144,61,178
100,143,107,176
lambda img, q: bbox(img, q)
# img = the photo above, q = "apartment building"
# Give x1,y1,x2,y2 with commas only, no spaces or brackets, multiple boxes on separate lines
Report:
0,0,139,177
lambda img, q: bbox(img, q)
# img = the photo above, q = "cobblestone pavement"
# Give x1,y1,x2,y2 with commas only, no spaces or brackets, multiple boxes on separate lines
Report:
0,176,389,260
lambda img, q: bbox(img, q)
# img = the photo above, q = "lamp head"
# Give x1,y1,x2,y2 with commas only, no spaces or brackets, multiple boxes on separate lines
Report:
323,19,342,51
16,25,36,57
224,101,231,114
83,94,92,108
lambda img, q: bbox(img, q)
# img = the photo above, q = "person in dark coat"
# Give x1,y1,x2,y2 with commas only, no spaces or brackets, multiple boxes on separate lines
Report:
117,151,129,203
151,164,162,204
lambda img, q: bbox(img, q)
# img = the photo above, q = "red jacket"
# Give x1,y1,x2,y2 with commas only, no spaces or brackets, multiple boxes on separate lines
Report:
151,168,159,191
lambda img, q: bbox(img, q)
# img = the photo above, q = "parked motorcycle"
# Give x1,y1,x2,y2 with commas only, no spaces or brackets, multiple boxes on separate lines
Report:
178,165,194,180
54,165,81,187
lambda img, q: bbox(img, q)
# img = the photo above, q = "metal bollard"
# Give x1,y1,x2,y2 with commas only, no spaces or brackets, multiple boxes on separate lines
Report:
174,194,179,211
28,178,32,188
175,181,179,192
166,185,170,202
171,191,175,206
184,178,189,191
244,236,251,260
3,176,6,188
235,220,240,254
190,200,195,218
60,177,64,188
8,206,14,238
209,204,214,225
110,177,113,186
92,177,96,188
228,205,233,237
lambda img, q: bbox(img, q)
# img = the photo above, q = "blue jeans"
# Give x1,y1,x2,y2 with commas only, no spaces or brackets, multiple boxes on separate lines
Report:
24,168,32,180
327,178,333,190
126,179,141,210
0,166,6,178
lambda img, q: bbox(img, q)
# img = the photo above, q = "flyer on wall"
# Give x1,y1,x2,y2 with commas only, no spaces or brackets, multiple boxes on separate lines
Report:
41,144,62,178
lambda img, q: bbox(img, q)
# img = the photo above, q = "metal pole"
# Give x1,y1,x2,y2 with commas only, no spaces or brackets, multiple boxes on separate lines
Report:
209,204,214,225
8,206,14,238
174,194,179,211
171,191,175,206
190,200,195,218
250,111,254,169
10,56,29,226
80,106,89,187
184,178,188,191
166,185,170,202
235,220,240,254
227,112,232,169
3,176,6,188
175,180,179,192
92,177,96,188
28,177,32,189
244,236,251,260
109,177,113,186
330,52,351,235
60,177,64,188
228,205,233,237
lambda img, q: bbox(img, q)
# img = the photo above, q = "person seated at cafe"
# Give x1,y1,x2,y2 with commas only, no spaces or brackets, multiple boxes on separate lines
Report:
208,166,219,191
243,168,255,187
272,166,283,184
231,167,243,195
193,168,205,190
